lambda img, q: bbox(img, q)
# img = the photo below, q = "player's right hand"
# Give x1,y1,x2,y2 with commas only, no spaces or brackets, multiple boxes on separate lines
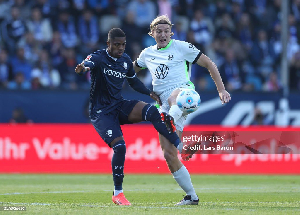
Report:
75,62,90,74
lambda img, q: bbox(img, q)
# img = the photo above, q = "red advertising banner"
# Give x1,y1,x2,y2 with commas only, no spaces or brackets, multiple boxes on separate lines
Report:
1,124,300,174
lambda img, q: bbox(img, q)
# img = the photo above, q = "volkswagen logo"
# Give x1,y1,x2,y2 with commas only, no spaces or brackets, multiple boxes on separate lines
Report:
155,64,169,79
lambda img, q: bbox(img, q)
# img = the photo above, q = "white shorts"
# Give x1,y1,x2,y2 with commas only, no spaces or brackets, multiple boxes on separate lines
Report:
158,83,194,132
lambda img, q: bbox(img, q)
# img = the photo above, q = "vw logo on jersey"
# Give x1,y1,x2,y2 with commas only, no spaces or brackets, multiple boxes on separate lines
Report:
155,64,169,79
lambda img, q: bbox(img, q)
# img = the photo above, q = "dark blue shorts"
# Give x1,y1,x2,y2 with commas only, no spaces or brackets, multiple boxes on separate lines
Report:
91,99,140,146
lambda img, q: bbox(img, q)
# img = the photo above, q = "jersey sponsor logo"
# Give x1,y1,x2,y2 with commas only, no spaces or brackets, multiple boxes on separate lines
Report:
123,62,127,70
85,55,92,61
155,64,169,79
103,68,126,78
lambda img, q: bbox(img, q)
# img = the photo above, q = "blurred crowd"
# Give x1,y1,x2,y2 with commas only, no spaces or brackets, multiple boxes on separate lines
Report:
0,0,300,92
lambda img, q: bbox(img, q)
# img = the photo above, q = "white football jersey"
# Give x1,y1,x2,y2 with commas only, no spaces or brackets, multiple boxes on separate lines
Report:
136,39,202,95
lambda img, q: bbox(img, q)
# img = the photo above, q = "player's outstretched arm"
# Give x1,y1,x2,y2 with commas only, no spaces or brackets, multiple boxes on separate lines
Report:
196,54,231,104
132,61,143,73
75,61,90,74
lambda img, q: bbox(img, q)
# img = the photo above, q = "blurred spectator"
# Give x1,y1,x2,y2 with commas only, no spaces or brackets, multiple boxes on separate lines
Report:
215,0,229,17
0,49,14,88
266,0,282,31
19,32,40,66
172,19,187,41
122,11,142,58
56,10,78,48
263,71,281,92
10,47,32,81
190,9,214,51
33,0,52,19
57,0,71,11
87,0,112,17
157,0,172,19
291,0,300,22
31,49,61,89
245,0,269,27
127,0,156,34
1,6,27,54
31,69,43,90
9,107,32,123
215,13,235,40
114,0,131,19
289,51,300,91
236,13,253,51
0,0,11,23
173,0,194,18
7,72,31,89
271,19,300,63
70,0,86,15
287,15,298,48
230,2,243,24
250,29,276,80
219,49,244,91
45,31,64,67
57,48,80,89
242,60,262,91
78,9,99,56
13,0,32,20
26,7,53,44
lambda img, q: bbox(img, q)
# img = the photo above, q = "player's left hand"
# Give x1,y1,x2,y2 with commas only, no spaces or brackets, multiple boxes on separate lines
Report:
150,92,162,105
219,89,231,104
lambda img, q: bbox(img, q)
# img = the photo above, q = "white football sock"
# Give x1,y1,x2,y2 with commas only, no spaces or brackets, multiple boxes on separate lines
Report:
114,189,123,196
172,166,198,200
169,105,183,123
177,141,183,153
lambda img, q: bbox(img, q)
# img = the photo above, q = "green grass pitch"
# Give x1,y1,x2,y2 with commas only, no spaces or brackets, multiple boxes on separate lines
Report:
0,174,300,214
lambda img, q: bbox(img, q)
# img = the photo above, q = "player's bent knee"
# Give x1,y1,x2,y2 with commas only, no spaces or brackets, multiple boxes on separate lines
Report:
112,140,126,155
142,104,160,122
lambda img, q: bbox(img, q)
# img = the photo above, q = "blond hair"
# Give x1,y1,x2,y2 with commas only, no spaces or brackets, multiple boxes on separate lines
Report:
148,15,174,36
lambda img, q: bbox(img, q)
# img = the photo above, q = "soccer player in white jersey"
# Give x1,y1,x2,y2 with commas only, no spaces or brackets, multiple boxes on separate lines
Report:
133,15,231,205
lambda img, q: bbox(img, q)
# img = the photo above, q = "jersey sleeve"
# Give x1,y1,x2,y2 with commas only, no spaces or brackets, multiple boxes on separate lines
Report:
83,53,99,70
135,49,147,69
126,60,136,78
178,41,202,64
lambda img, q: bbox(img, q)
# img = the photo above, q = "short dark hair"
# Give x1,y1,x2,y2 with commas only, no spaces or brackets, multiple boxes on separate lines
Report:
107,28,126,42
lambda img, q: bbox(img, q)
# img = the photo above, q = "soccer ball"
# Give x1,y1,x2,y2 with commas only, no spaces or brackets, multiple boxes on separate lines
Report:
176,89,201,115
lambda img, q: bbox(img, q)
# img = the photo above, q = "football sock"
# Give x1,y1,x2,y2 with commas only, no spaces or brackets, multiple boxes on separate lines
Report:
111,140,126,191
169,105,183,123
142,104,180,148
114,189,123,196
172,166,198,200
177,141,183,153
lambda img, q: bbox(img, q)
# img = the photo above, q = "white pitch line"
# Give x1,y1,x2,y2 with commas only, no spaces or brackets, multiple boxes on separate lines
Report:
2,202,299,211
0,202,196,210
0,191,86,195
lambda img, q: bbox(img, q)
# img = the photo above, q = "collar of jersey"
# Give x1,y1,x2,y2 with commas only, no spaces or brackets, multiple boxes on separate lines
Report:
157,39,173,51
106,49,118,61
